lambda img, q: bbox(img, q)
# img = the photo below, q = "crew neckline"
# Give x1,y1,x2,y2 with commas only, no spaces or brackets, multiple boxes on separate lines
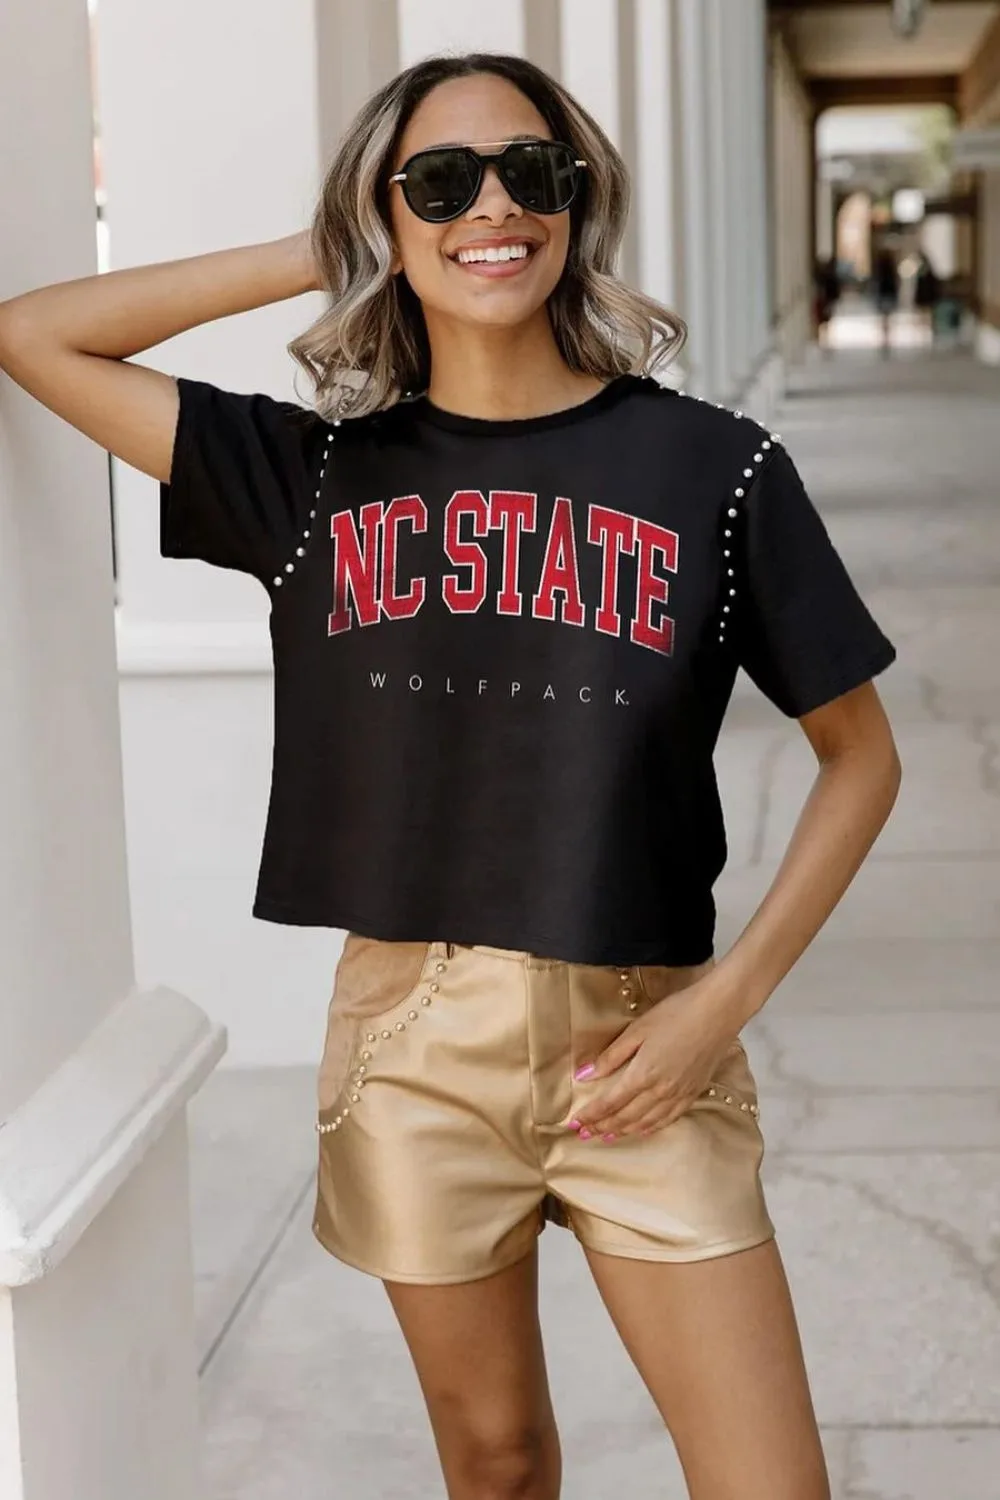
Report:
409,372,644,435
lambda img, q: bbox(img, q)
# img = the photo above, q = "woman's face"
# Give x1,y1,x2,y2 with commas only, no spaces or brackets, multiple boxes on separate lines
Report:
386,74,573,329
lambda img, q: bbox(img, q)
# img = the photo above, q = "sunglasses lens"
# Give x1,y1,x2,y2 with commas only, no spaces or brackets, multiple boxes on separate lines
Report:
403,149,479,222
503,142,579,213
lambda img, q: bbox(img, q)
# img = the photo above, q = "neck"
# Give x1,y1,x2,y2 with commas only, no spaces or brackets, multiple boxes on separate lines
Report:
422,311,606,421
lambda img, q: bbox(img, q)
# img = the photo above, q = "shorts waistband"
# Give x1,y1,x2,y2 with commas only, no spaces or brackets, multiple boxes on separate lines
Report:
436,940,533,963
433,940,622,970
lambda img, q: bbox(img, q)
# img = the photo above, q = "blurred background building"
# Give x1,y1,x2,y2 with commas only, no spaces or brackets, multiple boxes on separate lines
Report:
2,2,999,1497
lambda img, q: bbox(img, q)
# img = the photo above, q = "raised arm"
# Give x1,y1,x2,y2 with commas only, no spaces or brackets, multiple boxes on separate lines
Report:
0,231,318,483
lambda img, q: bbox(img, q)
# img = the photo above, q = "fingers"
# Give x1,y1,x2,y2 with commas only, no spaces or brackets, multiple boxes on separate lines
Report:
570,1083,698,1141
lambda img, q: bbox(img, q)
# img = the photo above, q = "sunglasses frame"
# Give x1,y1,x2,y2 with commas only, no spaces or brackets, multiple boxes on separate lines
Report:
388,139,588,224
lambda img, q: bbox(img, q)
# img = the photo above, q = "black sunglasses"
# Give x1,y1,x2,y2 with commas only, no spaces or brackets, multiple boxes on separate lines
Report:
388,139,588,224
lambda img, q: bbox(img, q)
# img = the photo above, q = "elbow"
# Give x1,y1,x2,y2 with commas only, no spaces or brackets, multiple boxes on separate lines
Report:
0,298,41,376
883,736,903,809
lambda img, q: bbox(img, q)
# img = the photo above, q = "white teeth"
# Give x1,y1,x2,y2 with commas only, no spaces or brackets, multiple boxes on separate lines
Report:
455,243,531,265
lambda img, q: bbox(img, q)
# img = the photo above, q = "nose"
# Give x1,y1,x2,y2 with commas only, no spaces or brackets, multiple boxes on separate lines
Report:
467,162,521,220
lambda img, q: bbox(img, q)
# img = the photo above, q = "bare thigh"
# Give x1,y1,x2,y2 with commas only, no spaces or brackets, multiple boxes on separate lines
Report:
383,1244,561,1500
583,1238,830,1500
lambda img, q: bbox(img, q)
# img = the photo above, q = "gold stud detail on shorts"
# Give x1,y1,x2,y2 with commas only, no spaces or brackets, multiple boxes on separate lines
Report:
703,1084,758,1115
317,950,449,1135
627,1000,639,1011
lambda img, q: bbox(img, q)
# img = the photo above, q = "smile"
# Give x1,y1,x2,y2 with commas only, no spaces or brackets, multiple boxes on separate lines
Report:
447,241,540,277
454,242,534,265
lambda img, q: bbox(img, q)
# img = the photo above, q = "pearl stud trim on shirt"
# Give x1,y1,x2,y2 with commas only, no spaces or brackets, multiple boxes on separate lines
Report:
717,432,780,644
272,418,341,589
651,384,785,650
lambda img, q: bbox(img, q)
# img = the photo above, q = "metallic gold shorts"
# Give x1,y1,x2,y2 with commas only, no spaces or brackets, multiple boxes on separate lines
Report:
312,936,775,1284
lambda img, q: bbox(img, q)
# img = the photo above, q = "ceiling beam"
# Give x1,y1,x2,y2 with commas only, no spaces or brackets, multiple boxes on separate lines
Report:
960,5,1000,121
809,72,961,108
769,1,984,9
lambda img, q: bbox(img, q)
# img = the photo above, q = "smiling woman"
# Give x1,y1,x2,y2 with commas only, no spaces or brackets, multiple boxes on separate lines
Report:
0,40,898,1500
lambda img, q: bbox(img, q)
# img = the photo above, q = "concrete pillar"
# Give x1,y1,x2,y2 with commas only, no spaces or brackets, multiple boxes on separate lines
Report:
744,0,777,396
705,0,736,398
0,0,224,1495
634,0,685,316
675,0,717,396
398,0,560,67
560,0,640,285
94,0,355,1068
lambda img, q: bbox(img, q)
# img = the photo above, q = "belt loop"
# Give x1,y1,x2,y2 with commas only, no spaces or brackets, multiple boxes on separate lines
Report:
445,941,455,959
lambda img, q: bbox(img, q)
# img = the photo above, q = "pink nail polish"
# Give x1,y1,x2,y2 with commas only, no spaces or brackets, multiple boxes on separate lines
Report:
579,1128,592,1140
568,1119,583,1130
574,1064,595,1081
603,1133,616,1142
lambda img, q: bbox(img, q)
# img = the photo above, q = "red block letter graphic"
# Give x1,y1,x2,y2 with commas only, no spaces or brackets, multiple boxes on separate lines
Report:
328,502,382,635
630,518,678,656
489,490,537,616
381,494,428,620
532,496,585,627
442,490,489,613
587,505,637,639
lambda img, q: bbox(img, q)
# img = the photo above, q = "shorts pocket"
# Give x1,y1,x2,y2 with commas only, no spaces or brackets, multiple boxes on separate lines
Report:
317,936,433,1115
701,1037,761,1121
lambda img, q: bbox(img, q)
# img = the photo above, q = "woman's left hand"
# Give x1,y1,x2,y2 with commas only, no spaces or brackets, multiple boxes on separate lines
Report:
568,981,744,1141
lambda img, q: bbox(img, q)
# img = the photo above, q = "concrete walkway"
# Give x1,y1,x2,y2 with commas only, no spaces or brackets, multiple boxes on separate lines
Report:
189,339,1000,1499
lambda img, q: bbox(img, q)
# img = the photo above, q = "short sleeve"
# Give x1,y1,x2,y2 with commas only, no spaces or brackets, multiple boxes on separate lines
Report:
734,443,897,717
160,377,328,587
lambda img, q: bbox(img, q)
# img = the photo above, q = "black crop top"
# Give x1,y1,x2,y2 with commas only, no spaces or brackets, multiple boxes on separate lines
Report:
159,372,896,964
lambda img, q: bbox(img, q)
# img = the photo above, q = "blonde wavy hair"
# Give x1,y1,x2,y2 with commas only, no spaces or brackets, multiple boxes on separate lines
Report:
289,52,687,421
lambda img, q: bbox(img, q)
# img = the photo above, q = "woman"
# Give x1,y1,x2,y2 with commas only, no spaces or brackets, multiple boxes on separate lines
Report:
0,52,899,1500
872,246,900,356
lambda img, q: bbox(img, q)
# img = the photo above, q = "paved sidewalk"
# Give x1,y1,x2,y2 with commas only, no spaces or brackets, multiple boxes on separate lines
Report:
190,342,1000,1499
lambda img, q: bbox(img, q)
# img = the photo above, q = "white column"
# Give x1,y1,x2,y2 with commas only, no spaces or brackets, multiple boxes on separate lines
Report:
560,0,640,285
634,0,684,315
730,0,753,392
0,0,223,1495
705,0,738,399
746,0,773,364
398,0,532,61
675,0,717,396
94,0,358,1068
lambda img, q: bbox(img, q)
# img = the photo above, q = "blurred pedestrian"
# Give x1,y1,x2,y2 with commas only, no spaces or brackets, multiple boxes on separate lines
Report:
913,251,942,347
872,247,899,356
813,255,841,355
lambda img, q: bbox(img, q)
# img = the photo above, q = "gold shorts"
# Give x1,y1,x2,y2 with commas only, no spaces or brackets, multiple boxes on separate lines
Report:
312,937,775,1284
